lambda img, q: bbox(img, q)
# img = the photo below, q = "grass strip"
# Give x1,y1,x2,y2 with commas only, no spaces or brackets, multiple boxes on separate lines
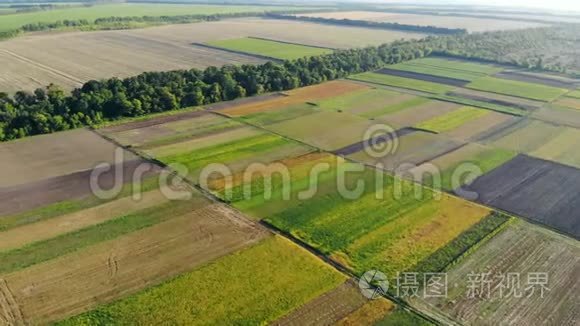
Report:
0,197,203,274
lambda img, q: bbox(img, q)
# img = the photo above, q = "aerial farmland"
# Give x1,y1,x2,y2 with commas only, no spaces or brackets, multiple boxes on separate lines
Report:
0,1,579,325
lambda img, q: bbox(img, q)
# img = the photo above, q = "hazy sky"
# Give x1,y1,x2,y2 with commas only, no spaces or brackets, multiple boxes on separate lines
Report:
476,0,580,12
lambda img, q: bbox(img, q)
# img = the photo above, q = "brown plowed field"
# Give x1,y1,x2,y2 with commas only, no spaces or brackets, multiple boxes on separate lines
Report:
0,203,268,324
0,160,160,217
0,129,136,188
272,280,369,326
418,220,580,325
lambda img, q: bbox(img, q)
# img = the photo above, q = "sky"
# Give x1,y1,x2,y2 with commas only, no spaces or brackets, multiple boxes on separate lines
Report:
470,0,580,12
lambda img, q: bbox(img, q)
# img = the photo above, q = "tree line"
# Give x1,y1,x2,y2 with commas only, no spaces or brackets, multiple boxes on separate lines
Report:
0,40,433,141
266,13,468,35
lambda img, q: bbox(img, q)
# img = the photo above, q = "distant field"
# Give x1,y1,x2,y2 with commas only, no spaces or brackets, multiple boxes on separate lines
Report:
416,106,489,133
0,3,306,32
389,58,501,81
0,19,424,93
418,220,580,325
59,236,346,324
207,37,333,60
466,76,568,102
297,10,547,32
566,90,580,99
350,72,454,94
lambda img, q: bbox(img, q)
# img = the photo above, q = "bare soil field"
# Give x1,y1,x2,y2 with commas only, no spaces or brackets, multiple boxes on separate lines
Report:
272,280,370,326
417,220,580,325
0,129,137,188
0,19,425,92
0,29,267,93
297,11,547,32
0,159,160,217
0,188,173,252
464,154,580,238
377,68,470,86
0,203,268,324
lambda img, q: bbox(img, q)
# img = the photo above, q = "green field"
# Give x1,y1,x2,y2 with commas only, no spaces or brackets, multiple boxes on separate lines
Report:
0,195,206,274
408,57,503,75
0,4,307,32
207,37,333,60
466,76,568,102
59,236,345,325
159,132,308,182
419,145,516,191
240,103,320,126
565,90,580,99
416,106,489,133
389,61,492,81
350,72,454,94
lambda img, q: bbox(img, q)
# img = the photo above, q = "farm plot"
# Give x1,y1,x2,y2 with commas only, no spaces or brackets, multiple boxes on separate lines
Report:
206,37,333,60
449,87,544,111
0,202,270,324
218,80,368,117
376,68,470,87
296,11,546,32
347,131,465,172
265,110,376,151
566,90,580,99
350,72,455,94
409,143,516,191
265,172,492,278
100,111,242,149
337,298,396,326
272,279,383,326
416,106,489,133
392,57,502,80
57,236,345,325
530,127,580,169
0,4,307,32
0,187,179,252
553,97,580,110
466,76,568,102
0,159,160,218
0,128,134,188
376,100,461,128
494,70,579,89
463,154,580,238
157,131,312,183
416,220,580,325
445,111,519,141
532,105,580,128
484,119,563,154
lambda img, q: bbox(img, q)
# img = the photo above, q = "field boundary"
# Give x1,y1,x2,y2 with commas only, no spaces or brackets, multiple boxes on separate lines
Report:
192,42,282,62
247,36,338,50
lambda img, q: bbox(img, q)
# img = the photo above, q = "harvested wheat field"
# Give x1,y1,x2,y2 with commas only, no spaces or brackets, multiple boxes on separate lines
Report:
0,19,425,92
296,11,546,32
0,128,136,188
415,220,580,325
0,202,268,324
337,298,395,326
